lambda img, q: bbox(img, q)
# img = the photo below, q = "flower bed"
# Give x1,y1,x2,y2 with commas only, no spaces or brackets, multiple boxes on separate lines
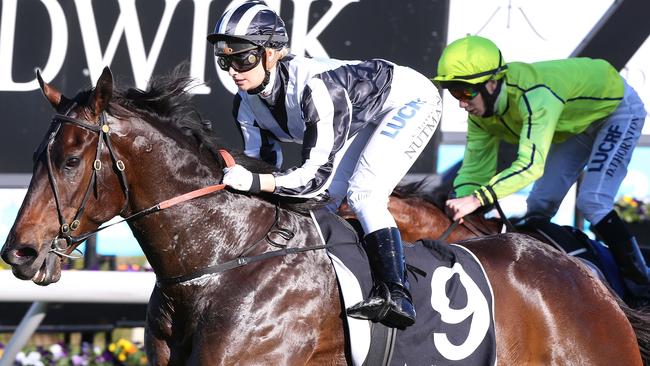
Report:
1,339,147,366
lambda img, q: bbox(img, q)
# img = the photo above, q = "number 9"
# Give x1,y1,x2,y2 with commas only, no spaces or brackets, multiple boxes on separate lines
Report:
430,262,491,361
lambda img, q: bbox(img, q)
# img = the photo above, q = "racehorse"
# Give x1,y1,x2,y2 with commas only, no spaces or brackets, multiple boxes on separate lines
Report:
2,67,648,365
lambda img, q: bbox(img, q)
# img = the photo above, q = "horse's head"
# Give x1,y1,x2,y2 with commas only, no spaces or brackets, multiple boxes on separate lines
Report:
1,67,128,285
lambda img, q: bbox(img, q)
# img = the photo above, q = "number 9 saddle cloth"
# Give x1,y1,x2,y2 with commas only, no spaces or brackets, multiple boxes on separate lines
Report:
312,209,497,366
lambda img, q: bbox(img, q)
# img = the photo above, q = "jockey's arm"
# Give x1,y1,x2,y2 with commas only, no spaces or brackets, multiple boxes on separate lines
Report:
475,88,563,205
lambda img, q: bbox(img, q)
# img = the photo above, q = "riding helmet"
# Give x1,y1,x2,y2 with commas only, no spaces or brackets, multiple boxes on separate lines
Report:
433,35,507,86
207,0,289,56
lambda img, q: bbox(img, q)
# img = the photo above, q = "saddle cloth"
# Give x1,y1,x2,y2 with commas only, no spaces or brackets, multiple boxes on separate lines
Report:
311,209,497,366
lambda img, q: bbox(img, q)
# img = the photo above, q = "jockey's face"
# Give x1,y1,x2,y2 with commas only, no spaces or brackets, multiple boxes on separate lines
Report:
229,60,266,91
457,80,498,117
229,48,280,92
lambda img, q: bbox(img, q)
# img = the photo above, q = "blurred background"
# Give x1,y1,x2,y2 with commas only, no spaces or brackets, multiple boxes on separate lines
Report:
0,0,648,364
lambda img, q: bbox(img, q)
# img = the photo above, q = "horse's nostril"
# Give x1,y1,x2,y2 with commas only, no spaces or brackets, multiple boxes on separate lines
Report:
16,247,37,258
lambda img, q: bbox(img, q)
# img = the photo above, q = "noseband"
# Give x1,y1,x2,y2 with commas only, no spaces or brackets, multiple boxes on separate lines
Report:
38,109,129,257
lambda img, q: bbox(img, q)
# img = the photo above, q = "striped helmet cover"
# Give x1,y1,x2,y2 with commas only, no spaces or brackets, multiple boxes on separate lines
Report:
207,1,289,49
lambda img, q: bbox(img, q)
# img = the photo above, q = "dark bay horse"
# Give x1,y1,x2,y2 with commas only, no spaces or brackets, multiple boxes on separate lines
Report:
2,67,647,365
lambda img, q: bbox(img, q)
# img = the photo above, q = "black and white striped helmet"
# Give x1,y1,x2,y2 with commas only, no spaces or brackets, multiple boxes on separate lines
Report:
207,1,289,54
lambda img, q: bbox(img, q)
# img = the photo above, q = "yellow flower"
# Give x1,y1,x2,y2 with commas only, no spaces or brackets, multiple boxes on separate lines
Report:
119,353,127,362
623,196,633,203
117,338,133,349
108,343,116,352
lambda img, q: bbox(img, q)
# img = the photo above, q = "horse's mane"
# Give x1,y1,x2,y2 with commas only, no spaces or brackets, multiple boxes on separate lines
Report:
74,65,325,213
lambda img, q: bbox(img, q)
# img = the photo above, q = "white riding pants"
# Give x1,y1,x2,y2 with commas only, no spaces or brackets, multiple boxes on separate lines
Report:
325,66,442,235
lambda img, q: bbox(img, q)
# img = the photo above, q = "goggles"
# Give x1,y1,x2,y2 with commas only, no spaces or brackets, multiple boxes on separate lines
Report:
216,47,263,73
448,86,480,101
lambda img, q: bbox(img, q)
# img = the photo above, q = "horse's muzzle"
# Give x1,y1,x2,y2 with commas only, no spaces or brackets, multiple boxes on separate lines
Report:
1,242,42,279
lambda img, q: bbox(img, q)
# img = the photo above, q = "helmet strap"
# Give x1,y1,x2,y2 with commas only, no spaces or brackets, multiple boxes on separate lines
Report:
248,51,271,95
478,79,503,117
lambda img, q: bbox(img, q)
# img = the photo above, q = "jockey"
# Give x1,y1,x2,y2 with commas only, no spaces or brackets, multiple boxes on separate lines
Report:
207,0,442,329
433,35,650,299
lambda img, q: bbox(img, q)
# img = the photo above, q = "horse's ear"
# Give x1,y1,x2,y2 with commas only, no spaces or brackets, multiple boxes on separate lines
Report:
36,69,63,111
91,67,113,115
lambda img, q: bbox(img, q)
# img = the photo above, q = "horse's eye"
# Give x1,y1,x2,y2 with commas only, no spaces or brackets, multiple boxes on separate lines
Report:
65,157,81,168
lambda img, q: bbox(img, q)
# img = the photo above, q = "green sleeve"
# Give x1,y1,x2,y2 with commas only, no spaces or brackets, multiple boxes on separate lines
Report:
475,87,564,204
453,117,499,198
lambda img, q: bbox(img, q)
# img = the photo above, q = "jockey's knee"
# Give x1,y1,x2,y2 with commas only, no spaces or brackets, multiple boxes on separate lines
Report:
576,197,612,224
525,196,560,219
347,191,393,234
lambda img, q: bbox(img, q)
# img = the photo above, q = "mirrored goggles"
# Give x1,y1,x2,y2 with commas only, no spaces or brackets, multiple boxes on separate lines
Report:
448,86,480,101
216,47,263,73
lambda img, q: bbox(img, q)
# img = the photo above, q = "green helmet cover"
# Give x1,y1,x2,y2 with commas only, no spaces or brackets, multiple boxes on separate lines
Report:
433,35,507,85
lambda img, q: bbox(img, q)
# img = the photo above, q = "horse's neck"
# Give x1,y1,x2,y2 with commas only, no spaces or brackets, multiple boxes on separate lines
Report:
128,188,281,279
117,122,262,278
120,119,224,211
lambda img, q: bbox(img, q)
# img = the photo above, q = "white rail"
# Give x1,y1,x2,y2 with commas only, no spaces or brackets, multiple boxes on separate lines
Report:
0,270,156,365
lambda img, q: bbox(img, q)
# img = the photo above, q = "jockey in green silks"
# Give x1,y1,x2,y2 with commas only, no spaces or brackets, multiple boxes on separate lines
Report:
434,35,650,300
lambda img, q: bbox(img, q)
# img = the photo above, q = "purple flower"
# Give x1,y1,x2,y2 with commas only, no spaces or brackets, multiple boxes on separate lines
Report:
81,342,93,355
71,354,89,366
49,343,66,360
95,350,115,363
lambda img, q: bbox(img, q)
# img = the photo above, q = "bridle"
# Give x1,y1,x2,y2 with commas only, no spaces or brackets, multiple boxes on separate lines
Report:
38,109,129,258
37,107,234,259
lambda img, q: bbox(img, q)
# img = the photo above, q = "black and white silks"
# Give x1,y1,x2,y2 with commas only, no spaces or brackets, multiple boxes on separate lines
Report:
233,55,442,232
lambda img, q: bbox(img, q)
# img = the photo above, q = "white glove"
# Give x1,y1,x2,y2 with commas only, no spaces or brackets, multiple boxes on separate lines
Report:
222,164,260,193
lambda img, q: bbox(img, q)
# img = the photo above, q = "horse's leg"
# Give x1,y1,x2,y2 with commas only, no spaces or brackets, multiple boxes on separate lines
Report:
462,234,642,365
144,331,171,366
144,288,183,366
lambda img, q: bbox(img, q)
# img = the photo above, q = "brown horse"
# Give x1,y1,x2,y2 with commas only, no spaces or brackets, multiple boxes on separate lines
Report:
2,67,647,365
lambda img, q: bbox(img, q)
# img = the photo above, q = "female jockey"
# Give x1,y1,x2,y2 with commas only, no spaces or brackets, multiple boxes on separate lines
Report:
433,35,650,300
207,0,442,329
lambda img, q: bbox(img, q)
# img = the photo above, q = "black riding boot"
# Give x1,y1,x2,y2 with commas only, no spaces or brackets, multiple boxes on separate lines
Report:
593,210,650,298
346,227,416,329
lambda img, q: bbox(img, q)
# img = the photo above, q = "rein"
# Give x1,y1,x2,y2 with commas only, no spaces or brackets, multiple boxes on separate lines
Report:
436,203,511,242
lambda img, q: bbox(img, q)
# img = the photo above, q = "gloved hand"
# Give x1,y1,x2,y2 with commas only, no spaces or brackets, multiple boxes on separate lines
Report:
222,164,261,193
